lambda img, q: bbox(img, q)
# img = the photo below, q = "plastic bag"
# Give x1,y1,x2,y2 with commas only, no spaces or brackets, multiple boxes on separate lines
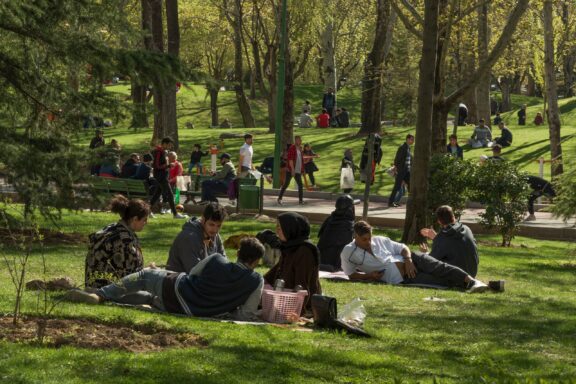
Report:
340,166,355,189
338,298,366,327
176,175,191,191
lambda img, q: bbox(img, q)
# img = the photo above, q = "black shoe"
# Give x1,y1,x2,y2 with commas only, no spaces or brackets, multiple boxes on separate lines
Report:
388,202,399,208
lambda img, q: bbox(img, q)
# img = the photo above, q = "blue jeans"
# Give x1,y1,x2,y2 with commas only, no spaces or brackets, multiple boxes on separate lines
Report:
98,269,170,310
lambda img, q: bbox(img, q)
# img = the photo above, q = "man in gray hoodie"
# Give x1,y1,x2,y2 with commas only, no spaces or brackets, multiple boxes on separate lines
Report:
166,202,227,273
420,205,479,277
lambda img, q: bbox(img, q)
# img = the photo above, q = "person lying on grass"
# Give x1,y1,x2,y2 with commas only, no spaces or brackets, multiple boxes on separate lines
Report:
340,221,488,292
67,237,266,321
85,195,149,289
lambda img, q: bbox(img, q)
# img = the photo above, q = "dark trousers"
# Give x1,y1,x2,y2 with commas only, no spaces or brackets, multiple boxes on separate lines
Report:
307,171,316,186
403,251,469,288
202,179,228,201
150,173,176,215
278,172,303,202
528,184,555,215
389,170,410,205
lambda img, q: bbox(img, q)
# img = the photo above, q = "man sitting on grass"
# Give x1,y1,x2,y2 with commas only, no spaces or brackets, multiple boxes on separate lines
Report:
66,237,265,321
340,221,488,292
166,202,227,273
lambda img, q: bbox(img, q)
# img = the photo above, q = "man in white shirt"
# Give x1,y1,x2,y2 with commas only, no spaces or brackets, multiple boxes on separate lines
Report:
238,133,254,177
340,221,488,292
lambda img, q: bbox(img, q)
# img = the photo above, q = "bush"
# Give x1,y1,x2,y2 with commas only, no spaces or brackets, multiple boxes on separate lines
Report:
551,163,576,222
469,161,529,246
427,154,474,223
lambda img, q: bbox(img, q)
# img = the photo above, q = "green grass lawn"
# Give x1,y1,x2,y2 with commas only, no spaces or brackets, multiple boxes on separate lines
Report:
1,209,575,383
82,84,575,198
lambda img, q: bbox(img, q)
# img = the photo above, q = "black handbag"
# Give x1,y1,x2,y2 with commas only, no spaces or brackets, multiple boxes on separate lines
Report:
311,294,371,337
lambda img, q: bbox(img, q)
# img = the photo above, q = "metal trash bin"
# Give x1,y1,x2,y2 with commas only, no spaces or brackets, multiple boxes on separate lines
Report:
238,185,260,210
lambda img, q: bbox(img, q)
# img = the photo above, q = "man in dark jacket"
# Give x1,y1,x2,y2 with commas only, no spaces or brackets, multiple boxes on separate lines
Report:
419,205,479,277
120,153,141,178
65,237,265,321
317,195,356,271
526,176,556,221
388,134,414,207
149,137,186,218
166,202,227,273
494,122,513,147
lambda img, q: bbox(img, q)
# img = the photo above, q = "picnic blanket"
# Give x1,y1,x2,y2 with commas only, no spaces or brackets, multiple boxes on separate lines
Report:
319,270,449,290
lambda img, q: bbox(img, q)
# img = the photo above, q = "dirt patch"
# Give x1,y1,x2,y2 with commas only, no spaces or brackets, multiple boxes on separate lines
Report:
0,228,85,246
0,316,207,352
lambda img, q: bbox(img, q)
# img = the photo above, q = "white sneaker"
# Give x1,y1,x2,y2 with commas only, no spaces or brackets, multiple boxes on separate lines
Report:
64,289,102,304
228,200,236,206
525,214,536,221
173,213,188,219
149,212,156,219
161,208,170,214
466,279,489,293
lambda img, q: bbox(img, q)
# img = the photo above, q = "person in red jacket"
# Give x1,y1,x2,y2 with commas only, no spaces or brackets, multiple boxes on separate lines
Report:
277,136,305,205
316,108,330,128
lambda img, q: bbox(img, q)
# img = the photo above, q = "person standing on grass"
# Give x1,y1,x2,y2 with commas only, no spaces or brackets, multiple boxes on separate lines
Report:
340,221,488,292
322,88,336,117
518,104,527,125
149,137,187,219
238,133,254,178
388,134,414,207
277,136,305,206
419,205,479,277
188,144,207,174
67,237,266,321
166,202,227,273
84,195,149,289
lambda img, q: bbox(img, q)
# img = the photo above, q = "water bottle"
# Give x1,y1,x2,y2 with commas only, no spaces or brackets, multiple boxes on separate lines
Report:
274,279,285,291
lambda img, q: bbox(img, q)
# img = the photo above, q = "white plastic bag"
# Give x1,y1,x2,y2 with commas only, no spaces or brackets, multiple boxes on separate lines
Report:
338,298,366,327
176,175,191,191
340,166,355,190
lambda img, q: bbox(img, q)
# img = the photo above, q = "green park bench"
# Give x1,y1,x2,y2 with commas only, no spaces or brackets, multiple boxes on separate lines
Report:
91,176,149,199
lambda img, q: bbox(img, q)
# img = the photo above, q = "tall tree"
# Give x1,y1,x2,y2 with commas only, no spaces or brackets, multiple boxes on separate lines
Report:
543,0,563,176
358,0,395,135
476,1,491,124
401,0,439,243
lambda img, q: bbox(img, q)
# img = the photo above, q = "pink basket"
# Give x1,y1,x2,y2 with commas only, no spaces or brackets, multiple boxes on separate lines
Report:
261,289,308,324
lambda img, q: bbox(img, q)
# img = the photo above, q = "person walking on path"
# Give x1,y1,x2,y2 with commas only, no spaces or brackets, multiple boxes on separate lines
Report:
238,134,254,178
277,136,305,206
388,134,413,207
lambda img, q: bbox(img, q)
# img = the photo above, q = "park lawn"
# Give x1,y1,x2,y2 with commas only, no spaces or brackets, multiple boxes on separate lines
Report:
79,84,576,197
1,208,575,383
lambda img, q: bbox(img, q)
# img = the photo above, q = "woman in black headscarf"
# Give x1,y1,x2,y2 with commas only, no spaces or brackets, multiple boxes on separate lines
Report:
264,212,321,313
317,195,355,272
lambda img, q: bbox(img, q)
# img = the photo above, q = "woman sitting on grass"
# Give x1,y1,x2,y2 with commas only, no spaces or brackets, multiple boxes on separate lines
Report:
85,195,149,289
264,212,321,314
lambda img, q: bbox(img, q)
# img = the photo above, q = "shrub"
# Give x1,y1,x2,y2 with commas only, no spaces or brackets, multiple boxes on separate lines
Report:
551,162,576,222
469,161,529,246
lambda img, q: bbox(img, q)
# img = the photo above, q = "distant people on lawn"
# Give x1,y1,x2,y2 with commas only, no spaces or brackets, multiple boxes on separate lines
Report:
468,119,493,148
298,111,314,128
335,107,350,127
200,153,236,203
167,202,227,273
322,88,336,117
341,148,358,194
340,221,488,292
89,129,105,175
316,108,331,128
533,112,544,126
419,205,479,277
518,104,527,125
84,195,149,289
68,237,266,321
99,139,122,178
388,134,413,207
447,134,463,159
493,112,503,126
317,195,356,272
458,102,468,126
238,133,254,178
494,122,513,147
526,176,556,221
487,144,505,162
303,143,320,188
302,100,312,114
264,212,322,313
277,136,305,206
188,144,207,175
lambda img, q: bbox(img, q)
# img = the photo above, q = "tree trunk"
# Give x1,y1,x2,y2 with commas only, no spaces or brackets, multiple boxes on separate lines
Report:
402,0,439,244
499,76,512,112
358,0,394,135
543,0,563,176
524,71,535,96
232,0,256,128
130,80,148,128
209,87,219,127
164,0,179,148
320,0,336,95
563,54,576,98
150,0,165,144
282,43,294,147
476,2,491,125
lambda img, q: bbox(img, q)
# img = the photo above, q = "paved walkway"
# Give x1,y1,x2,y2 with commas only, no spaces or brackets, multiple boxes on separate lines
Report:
194,189,576,241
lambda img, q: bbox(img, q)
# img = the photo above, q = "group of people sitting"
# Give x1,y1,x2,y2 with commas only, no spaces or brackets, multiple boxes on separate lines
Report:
67,195,489,321
468,119,513,149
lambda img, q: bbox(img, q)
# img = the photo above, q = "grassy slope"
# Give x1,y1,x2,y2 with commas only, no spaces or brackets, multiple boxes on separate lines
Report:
88,84,575,197
1,210,575,383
